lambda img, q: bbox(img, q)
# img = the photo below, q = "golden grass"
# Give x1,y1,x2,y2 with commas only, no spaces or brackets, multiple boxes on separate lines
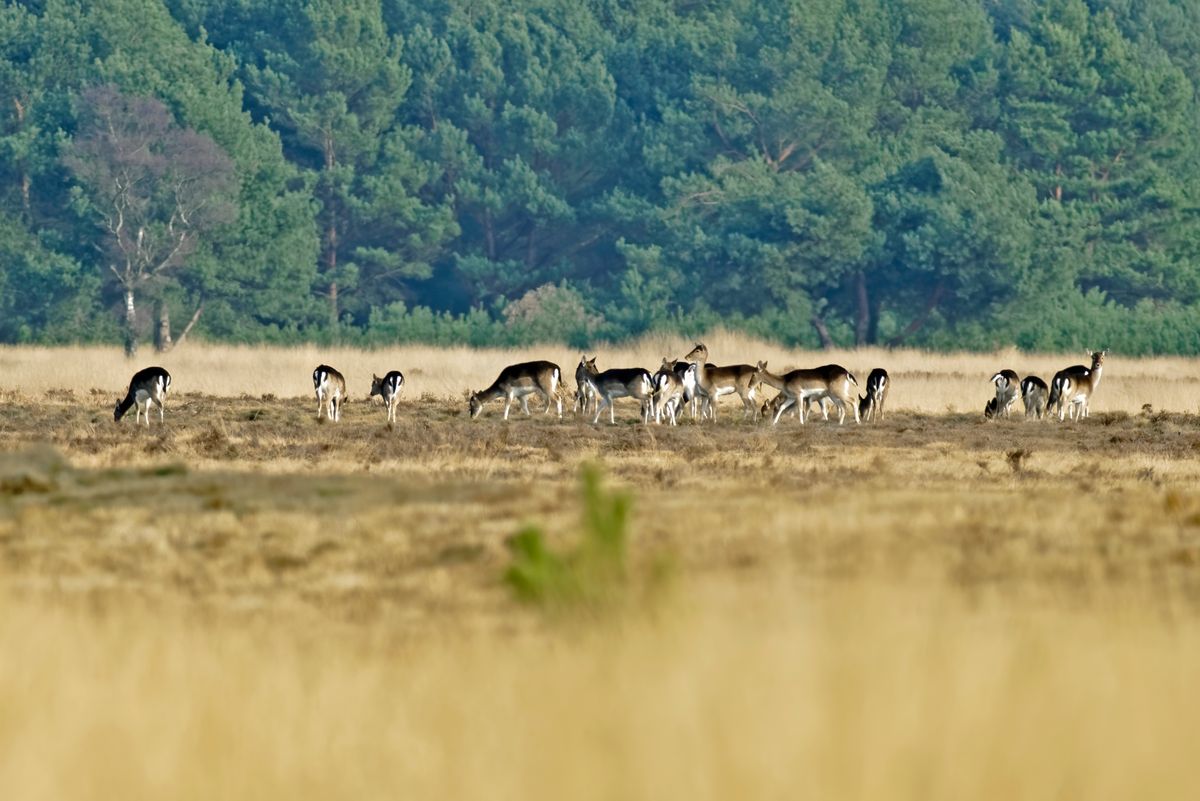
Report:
3,584,1199,800
2,343,1200,798
2,333,1197,412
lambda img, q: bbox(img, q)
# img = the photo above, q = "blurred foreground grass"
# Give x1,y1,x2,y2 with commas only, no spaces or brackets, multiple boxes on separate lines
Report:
1,581,1197,800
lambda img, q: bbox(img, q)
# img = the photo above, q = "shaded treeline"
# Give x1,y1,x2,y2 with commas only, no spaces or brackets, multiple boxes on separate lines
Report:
2,0,1200,354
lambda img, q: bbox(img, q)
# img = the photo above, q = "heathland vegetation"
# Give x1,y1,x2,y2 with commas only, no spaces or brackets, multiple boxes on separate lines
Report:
2,342,1200,797
4,0,1200,355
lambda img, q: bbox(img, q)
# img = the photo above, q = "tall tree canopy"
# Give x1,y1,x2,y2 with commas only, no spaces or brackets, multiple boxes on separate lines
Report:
1,0,1199,354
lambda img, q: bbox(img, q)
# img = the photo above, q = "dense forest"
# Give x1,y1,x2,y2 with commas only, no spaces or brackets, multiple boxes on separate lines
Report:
3,0,1200,354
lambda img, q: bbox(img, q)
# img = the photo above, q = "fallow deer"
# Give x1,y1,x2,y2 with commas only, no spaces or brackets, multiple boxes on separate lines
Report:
114,366,171,426
469,361,563,420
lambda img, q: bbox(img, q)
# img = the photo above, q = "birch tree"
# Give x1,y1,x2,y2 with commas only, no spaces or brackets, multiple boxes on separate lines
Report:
64,86,236,355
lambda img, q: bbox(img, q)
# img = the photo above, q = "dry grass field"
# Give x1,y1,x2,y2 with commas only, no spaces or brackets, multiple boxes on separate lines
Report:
2,336,1200,799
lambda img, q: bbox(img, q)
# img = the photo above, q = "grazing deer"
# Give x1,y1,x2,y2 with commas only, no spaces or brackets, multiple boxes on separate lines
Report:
652,358,694,425
578,356,654,424
761,394,831,423
1048,350,1106,421
313,365,346,422
114,366,171,426
469,361,563,420
984,397,999,419
989,369,1020,419
682,343,763,420
370,370,405,423
859,368,889,423
1021,375,1048,420
754,361,859,425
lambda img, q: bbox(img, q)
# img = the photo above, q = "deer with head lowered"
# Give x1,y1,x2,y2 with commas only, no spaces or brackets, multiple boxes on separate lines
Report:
754,361,859,426
762,394,832,423
682,343,762,421
1021,375,1048,419
578,356,654,424
114,366,171,426
469,361,563,420
370,370,405,423
1048,350,1106,421
988,369,1020,419
858,368,889,423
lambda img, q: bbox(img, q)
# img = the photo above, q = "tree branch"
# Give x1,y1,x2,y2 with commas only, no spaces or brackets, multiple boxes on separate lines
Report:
169,302,205,350
887,281,946,348
810,314,835,350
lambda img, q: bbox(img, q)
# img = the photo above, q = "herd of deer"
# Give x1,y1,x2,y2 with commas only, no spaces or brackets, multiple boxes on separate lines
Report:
986,350,1106,422
108,345,1108,428
463,344,891,426
546,344,890,426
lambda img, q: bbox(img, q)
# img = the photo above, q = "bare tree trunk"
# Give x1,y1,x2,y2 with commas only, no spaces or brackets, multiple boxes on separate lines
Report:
886,281,945,348
810,314,835,350
329,279,339,330
323,135,340,333
854,271,870,347
156,302,173,353
326,221,340,331
124,288,138,357
13,96,30,212
154,302,204,353
173,303,204,349
868,295,881,345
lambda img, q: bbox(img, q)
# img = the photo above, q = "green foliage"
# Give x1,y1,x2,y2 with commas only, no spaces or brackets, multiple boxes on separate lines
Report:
3,0,1200,352
502,282,606,347
365,301,503,346
504,465,644,612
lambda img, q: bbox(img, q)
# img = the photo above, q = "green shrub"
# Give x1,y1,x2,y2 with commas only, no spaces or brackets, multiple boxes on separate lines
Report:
505,465,658,613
